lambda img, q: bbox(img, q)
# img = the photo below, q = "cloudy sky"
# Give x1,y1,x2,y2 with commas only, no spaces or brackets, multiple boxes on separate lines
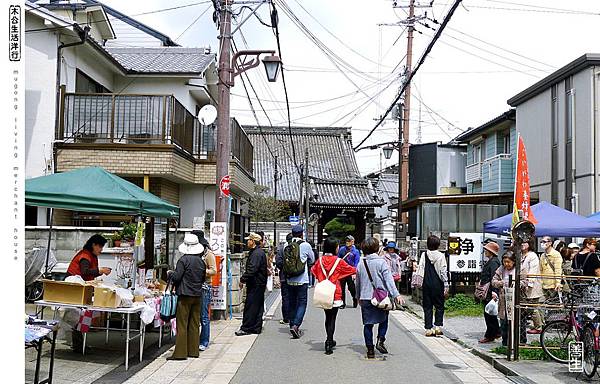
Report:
102,0,600,175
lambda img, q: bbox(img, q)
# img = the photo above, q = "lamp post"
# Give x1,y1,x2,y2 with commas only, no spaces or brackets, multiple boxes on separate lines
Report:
215,2,281,224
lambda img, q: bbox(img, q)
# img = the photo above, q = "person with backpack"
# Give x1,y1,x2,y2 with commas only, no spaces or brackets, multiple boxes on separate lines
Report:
573,238,600,277
310,237,356,355
419,235,449,337
337,235,361,308
283,225,315,339
355,237,403,359
166,234,206,360
275,233,293,325
236,233,268,336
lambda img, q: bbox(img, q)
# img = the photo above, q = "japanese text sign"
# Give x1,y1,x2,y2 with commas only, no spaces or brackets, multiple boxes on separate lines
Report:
448,232,483,273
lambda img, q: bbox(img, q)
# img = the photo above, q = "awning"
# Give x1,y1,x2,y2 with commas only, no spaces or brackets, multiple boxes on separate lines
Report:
25,167,179,218
484,201,600,237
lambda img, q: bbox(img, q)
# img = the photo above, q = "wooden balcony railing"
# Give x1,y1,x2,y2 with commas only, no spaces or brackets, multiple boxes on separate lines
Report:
58,93,253,174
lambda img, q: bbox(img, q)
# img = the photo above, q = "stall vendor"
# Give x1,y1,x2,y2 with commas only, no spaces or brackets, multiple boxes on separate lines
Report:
67,234,112,281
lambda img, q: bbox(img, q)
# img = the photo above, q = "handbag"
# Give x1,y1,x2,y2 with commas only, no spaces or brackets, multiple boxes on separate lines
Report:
363,259,392,310
313,258,341,310
393,273,401,282
159,279,178,322
411,254,425,289
474,281,491,301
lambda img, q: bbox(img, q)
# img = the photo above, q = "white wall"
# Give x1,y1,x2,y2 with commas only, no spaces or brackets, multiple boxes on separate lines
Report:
63,44,117,92
436,147,467,193
25,16,58,179
179,184,217,227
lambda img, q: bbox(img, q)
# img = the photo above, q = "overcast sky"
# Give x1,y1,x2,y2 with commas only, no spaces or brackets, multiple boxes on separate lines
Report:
102,0,600,176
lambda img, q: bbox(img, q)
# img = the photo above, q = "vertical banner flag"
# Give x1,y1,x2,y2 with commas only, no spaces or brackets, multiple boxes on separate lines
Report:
209,222,228,310
512,135,537,226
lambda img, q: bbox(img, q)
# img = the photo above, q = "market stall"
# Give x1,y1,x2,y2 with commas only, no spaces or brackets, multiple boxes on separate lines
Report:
483,201,600,237
25,166,179,370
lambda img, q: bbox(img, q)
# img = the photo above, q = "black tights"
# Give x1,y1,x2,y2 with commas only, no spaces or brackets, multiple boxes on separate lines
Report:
324,308,339,342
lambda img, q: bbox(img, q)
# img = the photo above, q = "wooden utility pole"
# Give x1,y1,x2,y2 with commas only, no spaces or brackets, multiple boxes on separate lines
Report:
400,0,415,226
215,0,232,223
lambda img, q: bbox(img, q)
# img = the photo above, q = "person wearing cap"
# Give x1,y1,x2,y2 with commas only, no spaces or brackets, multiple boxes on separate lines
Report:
275,233,294,324
236,233,268,336
167,234,206,360
337,235,361,308
286,224,315,339
478,241,501,343
563,242,579,277
191,230,217,351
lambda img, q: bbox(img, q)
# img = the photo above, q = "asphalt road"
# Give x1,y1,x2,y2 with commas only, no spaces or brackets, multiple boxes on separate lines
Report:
231,291,460,384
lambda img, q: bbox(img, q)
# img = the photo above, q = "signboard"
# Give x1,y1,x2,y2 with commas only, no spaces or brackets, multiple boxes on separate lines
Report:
505,286,514,323
209,222,228,310
569,341,584,372
289,215,300,225
219,175,231,197
448,232,483,273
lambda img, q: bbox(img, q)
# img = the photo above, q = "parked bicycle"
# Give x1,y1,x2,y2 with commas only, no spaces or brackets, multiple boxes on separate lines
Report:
540,279,600,378
25,248,57,303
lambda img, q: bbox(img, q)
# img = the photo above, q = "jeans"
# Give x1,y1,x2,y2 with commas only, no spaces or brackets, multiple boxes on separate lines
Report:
281,280,290,322
340,277,356,306
287,283,308,328
363,317,389,347
324,308,339,342
200,286,211,348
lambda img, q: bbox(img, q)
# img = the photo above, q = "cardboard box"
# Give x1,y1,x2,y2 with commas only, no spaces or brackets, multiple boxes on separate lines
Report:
42,280,93,305
134,295,145,303
93,287,120,308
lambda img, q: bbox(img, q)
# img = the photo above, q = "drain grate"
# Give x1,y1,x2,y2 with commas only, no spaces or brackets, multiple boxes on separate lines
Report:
434,363,462,370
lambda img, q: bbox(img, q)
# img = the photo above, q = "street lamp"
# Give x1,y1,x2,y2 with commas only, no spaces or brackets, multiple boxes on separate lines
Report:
382,145,395,160
262,54,282,82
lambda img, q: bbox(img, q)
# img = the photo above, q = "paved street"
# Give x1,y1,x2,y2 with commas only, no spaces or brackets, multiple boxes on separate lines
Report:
231,291,510,384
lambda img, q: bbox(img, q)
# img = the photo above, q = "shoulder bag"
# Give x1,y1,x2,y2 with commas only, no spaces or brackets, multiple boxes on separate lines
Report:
313,258,341,309
411,253,425,289
159,278,178,322
363,259,392,310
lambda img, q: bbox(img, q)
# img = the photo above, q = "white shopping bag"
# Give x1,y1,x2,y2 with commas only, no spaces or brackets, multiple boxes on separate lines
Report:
485,299,498,316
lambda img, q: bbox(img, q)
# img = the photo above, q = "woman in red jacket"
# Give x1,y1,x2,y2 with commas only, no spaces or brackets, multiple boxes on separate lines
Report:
311,237,356,355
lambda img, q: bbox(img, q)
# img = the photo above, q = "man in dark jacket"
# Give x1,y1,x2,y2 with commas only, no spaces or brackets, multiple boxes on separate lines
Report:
236,232,268,336
337,235,361,308
275,233,293,324
479,240,502,343
167,234,206,360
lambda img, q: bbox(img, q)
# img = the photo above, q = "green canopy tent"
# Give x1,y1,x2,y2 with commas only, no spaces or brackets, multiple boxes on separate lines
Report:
25,166,180,282
26,166,179,218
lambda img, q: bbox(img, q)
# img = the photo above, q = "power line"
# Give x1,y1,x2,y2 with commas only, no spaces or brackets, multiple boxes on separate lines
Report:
353,0,463,151
25,1,213,33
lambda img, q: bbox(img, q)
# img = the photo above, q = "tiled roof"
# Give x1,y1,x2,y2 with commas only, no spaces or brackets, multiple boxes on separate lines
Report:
106,48,215,74
244,125,383,208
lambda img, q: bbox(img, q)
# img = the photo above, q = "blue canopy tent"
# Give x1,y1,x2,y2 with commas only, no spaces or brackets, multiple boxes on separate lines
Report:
483,201,600,237
588,211,600,222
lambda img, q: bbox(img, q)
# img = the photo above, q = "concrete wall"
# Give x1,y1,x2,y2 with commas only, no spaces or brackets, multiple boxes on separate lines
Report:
436,146,466,194
179,184,217,228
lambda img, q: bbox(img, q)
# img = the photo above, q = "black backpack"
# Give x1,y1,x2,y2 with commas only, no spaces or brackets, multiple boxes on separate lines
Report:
283,240,306,277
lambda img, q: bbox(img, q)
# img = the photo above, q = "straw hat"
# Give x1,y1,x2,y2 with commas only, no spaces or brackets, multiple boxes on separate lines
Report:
178,233,205,255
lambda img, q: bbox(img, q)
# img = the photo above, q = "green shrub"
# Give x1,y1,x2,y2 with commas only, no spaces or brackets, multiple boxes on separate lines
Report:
444,293,483,317
491,341,566,360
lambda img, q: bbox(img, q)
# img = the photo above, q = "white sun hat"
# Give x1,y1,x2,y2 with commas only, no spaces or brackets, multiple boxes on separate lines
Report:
178,233,205,255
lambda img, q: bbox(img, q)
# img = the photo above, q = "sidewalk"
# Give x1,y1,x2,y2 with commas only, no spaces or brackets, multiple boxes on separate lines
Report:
400,294,589,384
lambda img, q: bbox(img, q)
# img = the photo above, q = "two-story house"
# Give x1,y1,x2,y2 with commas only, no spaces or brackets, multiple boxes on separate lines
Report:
454,109,516,195
25,1,254,241
508,53,600,216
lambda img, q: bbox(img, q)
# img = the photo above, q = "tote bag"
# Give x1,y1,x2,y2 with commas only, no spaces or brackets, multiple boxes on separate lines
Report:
313,258,341,310
160,279,178,322
411,254,425,289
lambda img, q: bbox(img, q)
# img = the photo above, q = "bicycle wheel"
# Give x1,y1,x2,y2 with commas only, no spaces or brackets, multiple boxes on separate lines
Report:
540,320,574,363
582,325,598,378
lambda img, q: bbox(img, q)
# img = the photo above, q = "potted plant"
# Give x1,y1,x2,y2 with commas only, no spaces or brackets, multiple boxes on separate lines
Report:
111,231,122,248
120,222,137,245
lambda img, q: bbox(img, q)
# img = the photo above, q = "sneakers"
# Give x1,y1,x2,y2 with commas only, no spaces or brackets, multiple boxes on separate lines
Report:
235,330,251,336
425,329,436,337
199,345,207,351
435,326,443,336
279,319,289,325
290,325,302,339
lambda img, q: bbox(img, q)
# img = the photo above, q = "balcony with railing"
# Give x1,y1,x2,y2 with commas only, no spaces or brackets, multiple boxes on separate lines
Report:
58,93,253,174
465,162,482,183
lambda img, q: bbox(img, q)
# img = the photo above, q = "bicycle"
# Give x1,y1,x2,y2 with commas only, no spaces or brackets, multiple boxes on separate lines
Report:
540,279,600,378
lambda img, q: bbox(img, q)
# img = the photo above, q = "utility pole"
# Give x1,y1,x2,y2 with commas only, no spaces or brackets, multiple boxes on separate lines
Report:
304,148,310,236
274,155,278,247
400,0,415,227
215,0,233,223
397,104,404,241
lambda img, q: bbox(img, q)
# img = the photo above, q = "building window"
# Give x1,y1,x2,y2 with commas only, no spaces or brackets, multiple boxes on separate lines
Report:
551,84,558,205
499,131,510,154
566,77,574,143
473,144,482,164
75,69,110,93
